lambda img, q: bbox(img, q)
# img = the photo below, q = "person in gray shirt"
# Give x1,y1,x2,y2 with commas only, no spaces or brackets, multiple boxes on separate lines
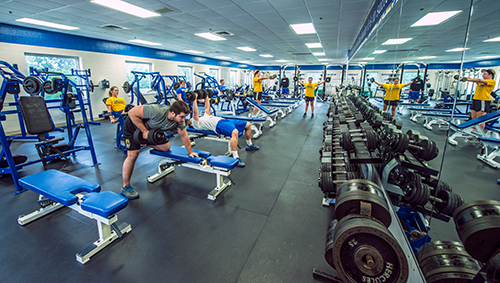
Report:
121,101,198,199
187,92,259,167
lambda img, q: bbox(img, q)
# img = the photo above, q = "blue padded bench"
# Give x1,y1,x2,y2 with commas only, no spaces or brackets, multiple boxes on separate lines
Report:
407,107,452,123
186,126,243,155
148,146,238,200
421,112,470,130
219,115,266,139
246,97,280,127
448,110,500,145
17,169,131,264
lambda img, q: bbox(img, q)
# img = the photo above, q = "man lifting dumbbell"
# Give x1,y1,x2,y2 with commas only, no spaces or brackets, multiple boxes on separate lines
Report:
253,70,276,115
373,78,412,117
121,100,198,199
463,69,496,130
297,77,326,118
187,91,259,167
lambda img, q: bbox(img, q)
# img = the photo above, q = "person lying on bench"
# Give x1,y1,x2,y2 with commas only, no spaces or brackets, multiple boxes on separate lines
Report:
122,100,198,199
105,86,127,123
187,93,259,168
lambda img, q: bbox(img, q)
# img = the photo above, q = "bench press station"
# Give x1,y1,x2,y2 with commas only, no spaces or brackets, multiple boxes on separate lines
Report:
448,110,500,145
17,170,131,264
246,97,281,127
147,146,238,200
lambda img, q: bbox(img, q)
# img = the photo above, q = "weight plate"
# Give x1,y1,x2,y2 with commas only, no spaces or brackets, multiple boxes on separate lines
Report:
22,76,43,96
332,214,408,283
123,81,131,94
42,80,56,94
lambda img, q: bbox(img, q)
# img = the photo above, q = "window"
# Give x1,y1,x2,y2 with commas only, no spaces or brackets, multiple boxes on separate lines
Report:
306,72,322,82
209,68,219,81
178,66,193,86
403,72,417,84
126,61,152,91
25,53,80,99
366,72,379,83
230,70,238,87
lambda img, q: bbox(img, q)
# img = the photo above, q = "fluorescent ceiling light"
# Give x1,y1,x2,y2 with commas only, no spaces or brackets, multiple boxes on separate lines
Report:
239,61,250,64
276,60,287,62
184,50,204,54
476,56,498,59
91,0,160,18
215,56,230,60
237,47,256,52
373,50,387,54
382,38,412,45
129,39,161,46
363,57,375,60
418,56,437,59
411,11,462,27
15,18,79,30
259,54,273,58
358,62,368,64
313,52,325,56
195,32,226,41
446,47,469,52
290,23,316,35
306,43,322,48
318,58,328,61
484,36,500,42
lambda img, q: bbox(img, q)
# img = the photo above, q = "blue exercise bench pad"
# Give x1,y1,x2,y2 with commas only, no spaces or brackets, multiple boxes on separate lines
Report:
422,113,469,118
478,137,500,144
400,103,430,106
186,126,243,137
81,191,128,218
19,170,101,206
220,115,266,122
451,110,500,128
150,146,211,163
207,156,238,170
408,108,451,112
246,98,279,114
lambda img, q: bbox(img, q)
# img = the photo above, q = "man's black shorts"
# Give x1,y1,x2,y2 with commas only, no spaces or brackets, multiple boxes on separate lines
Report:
471,99,490,112
305,96,315,102
253,92,262,100
383,100,399,106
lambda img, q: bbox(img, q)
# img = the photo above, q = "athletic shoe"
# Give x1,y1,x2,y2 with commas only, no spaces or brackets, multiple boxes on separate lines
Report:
236,158,246,167
311,113,314,118
246,144,260,151
303,113,306,117
121,185,139,199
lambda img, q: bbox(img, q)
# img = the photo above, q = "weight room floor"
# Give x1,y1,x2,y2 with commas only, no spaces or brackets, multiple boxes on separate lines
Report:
0,100,498,283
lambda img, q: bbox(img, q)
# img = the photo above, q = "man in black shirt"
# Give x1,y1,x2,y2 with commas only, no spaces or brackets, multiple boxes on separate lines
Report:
409,75,424,103
280,75,290,97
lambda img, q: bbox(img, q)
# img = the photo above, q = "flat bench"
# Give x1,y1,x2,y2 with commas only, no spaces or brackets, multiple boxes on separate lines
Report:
477,137,500,168
220,115,266,138
186,126,243,155
18,170,131,264
148,146,238,200
397,103,431,115
448,110,500,145
421,113,470,130
246,97,280,127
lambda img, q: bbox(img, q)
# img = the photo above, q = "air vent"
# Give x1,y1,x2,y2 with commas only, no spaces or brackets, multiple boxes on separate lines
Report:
154,8,174,14
291,53,312,56
214,31,234,37
100,24,127,30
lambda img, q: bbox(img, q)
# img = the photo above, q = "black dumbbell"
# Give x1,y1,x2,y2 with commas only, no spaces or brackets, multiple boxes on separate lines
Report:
340,128,378,151
133,128,169,145
404,179,463,216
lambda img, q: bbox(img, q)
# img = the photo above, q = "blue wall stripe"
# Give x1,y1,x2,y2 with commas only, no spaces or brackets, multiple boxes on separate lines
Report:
0,23,253,69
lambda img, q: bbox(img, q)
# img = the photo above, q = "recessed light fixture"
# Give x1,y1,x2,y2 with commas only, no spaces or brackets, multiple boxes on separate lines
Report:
91,0,160,18
373,50,387,54
15,18,79,30
129,39,161,46
237,47,256,52
363,57,375,60
239,61,250,64
446,47,469,52
382,38,412,45
418,56,437,59
259,54,273,58
306,43,322,48
484,36,500,42
195,32,226,41
184,50,204,54
318,58,328,61
215,56,230,60
313,52,325,56
276,60,287,62
290,23,316,34
411,11,462,27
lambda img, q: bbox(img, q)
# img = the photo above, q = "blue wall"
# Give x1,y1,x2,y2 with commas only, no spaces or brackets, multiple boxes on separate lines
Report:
0,23,253,69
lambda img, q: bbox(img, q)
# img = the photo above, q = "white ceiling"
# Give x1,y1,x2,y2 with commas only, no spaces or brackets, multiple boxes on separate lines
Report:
0,0,373,66
350,0,500,64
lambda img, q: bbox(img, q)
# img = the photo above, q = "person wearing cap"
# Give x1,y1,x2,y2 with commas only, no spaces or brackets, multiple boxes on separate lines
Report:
252,70,272,115
464,69,496,130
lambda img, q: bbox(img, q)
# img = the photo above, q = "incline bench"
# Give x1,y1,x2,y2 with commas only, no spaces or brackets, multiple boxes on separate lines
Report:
448,110,500,145
148,146,238,200
18,170,131,264
246,97,280,127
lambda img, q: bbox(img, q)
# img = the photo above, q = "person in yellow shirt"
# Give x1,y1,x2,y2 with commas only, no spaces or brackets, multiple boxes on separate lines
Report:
373,78,412,117
252,70,273,115
298,77,325,118
105,86,127,123
464,68,496,129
